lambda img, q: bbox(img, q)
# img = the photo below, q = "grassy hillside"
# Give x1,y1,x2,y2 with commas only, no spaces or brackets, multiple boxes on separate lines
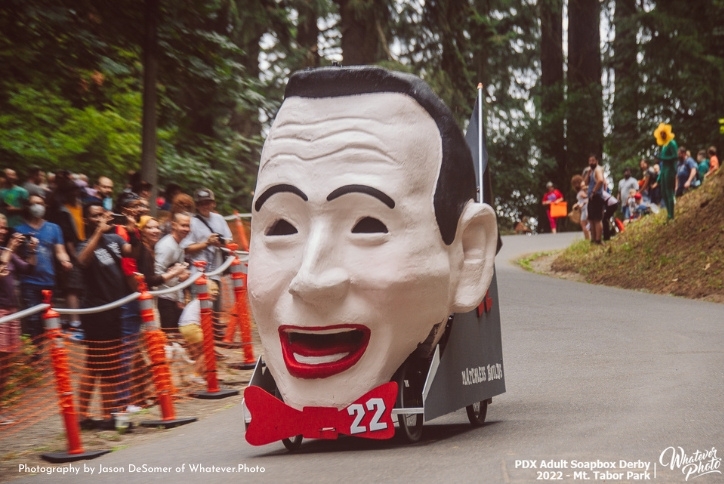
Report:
552,168,724,302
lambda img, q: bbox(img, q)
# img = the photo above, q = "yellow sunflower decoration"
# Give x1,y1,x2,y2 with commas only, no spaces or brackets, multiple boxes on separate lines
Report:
654,123,675,146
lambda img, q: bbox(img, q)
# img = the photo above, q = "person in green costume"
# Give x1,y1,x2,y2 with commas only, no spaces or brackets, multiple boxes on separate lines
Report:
655,123,677,220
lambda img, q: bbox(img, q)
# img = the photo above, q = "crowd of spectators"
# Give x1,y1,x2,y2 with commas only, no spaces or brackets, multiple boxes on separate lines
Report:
540,143,719,241
612,144,718,224
0,167,233,427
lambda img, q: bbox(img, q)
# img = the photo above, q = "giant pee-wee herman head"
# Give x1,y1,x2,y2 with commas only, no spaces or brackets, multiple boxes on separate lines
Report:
248,66,498,410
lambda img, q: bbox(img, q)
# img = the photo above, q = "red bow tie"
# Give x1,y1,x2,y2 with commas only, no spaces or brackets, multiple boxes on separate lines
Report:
244,382,398,445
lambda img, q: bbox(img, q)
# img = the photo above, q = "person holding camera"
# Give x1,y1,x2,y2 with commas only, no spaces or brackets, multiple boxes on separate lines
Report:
76,202,134,424
14,194,73,342
1,214,37,423
181,189,232,313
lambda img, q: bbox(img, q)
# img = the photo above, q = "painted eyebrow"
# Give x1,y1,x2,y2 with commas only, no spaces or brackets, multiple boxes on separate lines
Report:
326,184,395,209
254,184,308,212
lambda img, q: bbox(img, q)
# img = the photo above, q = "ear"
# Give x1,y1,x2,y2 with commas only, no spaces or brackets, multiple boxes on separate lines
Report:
449,201,498,313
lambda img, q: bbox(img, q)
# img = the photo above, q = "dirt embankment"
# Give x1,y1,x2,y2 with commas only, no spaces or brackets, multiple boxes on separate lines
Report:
538,168,724,303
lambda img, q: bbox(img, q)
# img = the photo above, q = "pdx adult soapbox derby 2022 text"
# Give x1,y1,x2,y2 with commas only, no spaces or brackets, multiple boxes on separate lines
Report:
508,446,720,482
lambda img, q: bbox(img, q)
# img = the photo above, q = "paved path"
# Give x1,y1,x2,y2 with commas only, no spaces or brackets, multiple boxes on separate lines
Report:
14,233,724,483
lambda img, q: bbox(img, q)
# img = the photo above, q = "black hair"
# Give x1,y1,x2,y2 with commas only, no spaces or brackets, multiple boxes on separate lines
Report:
283,66,476,245
27,166,42,178
114,190,141,213
164,183,182,198
83,201,104,219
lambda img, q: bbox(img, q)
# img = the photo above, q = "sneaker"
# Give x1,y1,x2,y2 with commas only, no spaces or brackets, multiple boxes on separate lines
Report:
125,405,142,414
64,328,84,341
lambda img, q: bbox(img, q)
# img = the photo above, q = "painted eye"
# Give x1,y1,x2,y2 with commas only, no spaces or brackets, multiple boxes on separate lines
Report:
266,219,297,236
352,217,388,234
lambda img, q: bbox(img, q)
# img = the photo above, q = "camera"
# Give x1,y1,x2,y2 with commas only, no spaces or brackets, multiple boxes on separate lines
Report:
214,233,228,245
111,213,128,226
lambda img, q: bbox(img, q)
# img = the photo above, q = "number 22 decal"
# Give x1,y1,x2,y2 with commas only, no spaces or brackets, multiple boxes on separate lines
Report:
347,398,388,434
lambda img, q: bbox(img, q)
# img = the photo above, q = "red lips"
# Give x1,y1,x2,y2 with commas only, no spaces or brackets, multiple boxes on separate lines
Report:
279,324,370,379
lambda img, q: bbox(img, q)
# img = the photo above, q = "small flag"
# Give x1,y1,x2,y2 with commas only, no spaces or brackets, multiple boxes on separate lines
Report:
464,85,488,203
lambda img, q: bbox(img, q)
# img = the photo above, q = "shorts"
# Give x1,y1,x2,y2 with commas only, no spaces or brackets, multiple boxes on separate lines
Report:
81,309,122,342
588,194,604,221
179,324,203,345
57,265,85,293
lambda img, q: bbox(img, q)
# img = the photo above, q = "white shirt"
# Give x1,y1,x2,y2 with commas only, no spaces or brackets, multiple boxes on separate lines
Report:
178,298,200,328
180,212,232,280
154,234,185,302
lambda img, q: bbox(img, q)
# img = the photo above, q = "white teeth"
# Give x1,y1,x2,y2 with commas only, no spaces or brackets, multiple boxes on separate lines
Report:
287,328,354,335
294,353,349,365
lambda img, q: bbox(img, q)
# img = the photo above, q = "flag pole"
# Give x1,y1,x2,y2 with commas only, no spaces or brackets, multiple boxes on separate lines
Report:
477,83,484,203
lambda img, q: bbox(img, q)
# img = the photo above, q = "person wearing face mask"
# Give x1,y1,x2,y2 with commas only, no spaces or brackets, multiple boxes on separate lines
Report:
14,194,73,344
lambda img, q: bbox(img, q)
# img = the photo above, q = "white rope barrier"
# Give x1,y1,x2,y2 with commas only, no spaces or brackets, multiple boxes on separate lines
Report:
0,252,240,321
223,213,251,220
0,304,49,325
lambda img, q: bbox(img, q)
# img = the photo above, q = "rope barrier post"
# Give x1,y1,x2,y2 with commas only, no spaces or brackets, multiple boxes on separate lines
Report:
191,261,238,399
233,210,250,252
226,246,256,371
221,243,242,348
40,290,111,463
136,274,197,429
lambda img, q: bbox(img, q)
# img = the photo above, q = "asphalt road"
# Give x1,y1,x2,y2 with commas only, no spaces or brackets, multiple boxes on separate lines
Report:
13,233,724,484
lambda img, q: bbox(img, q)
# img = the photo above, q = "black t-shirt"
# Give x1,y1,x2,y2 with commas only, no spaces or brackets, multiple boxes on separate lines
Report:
77,233,130,340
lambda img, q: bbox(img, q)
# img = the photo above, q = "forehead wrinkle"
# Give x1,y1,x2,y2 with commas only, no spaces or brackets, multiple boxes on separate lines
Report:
271,116,399,140
258,92,443,198
262,120,438,173
260,147,399,175
270,124,393,145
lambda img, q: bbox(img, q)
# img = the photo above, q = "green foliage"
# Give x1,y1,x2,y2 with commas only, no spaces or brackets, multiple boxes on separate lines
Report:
1,0,721,222
0,85,142,182
0,0,267,210
0,336,46,405
392,0,541,225
606,0,724,166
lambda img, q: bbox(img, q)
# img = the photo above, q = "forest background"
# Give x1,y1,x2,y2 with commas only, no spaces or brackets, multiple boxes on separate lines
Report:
1,0,723,230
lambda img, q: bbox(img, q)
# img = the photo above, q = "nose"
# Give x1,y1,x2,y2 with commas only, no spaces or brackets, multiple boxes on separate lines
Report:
288,226,350,307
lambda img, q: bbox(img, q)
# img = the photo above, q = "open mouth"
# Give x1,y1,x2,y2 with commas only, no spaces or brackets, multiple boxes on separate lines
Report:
279,324,370,379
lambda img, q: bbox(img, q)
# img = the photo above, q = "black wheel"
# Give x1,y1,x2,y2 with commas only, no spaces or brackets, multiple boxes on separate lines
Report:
274,387,303,451
397,412,423,442
282,434,303,451
395,359,424,443
466,400,488,426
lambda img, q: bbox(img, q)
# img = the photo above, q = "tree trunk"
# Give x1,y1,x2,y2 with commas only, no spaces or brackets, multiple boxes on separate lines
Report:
228,1,264,149
567,0,603,168
611,0,638,162
297,0,320,68
335,0,387,65
539,0,566,192
140,0,159,214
